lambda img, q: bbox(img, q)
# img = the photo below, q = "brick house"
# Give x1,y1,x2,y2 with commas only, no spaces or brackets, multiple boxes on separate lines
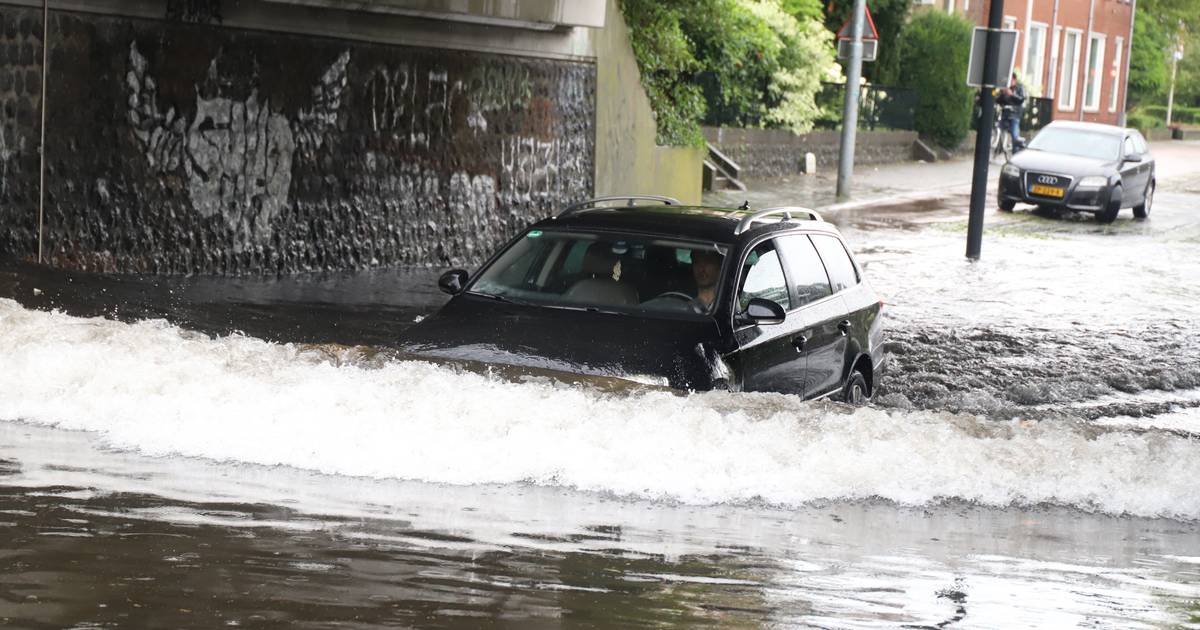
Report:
921,0,1135,124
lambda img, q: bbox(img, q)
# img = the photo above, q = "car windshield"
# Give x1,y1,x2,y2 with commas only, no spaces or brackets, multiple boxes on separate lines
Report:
469,229,728,316
1027,127,1122,160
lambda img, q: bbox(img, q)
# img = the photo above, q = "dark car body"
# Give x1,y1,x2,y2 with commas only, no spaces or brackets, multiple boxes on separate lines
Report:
399,200,886,401
998,121,1156,222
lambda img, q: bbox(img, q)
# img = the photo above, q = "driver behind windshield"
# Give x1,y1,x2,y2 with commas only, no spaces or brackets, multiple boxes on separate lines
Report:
691,250,723,308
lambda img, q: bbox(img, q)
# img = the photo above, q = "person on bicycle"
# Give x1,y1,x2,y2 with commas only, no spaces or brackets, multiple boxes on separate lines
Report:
997,72,1026,152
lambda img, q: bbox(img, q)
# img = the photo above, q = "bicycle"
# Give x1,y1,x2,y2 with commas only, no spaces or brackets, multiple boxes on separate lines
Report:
990,105,1015,163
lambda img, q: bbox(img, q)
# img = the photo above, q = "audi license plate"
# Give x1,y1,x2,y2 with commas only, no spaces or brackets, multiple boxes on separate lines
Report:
1030,184,1065,198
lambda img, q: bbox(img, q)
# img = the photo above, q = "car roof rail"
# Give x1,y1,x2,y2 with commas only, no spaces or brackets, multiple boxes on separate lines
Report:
556,195,681,218
733,206,823,235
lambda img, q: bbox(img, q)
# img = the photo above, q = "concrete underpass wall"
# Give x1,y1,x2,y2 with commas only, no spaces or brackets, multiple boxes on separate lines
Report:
0,1,597,273
703,127,919,180
593,0,704,204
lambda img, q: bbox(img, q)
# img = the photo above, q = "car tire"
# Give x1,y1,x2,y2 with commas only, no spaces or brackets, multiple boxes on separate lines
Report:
843,370,870,405
1097,185,1122,224
1133,181,1154,219
998,198,1016,212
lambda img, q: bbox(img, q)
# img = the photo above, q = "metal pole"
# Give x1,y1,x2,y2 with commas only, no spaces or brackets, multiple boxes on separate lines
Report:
1166,43,1179,126
835,0,865,201
966,0,1006,260
37,0,47,264
1047,0,1060,97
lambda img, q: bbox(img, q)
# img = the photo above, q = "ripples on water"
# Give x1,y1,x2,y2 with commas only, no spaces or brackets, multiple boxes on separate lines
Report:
3,183,1200,626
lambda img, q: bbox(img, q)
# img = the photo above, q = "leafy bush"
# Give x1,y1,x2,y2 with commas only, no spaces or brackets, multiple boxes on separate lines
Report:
1139,104,1200,126
620,0,840,145
894,11,974,148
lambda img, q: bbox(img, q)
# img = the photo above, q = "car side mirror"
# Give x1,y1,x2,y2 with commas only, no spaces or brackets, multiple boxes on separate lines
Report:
736,297,787,326
1123,152,1144,163
438,269,469,295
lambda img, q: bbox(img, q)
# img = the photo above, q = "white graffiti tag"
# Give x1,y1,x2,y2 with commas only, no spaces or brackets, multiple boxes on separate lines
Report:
125,43,349,239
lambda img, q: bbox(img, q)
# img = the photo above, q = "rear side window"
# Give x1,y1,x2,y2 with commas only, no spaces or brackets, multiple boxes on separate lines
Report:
777,234,833,307
738,240,791,311
810,234,859,293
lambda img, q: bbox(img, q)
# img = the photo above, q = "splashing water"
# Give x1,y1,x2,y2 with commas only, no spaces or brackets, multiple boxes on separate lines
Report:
2,299,1198,520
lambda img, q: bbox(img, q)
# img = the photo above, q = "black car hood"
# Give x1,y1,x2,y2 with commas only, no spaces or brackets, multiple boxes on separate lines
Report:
397,294,729,389
1011,149,1117,177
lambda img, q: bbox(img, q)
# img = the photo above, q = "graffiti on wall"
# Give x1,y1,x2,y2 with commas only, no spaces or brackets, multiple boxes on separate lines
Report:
0,5,596,273
126,43,350,239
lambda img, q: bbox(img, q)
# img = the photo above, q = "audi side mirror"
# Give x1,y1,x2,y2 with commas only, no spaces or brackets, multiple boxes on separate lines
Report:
736,297,786,326
438,269,469,295
1123,152,1144,163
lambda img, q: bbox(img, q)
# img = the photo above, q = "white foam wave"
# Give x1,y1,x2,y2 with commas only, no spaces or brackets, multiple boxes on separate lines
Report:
2,298,1199,519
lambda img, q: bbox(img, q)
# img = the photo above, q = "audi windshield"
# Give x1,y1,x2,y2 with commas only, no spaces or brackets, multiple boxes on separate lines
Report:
1027,127,1122,161
469,230,728,315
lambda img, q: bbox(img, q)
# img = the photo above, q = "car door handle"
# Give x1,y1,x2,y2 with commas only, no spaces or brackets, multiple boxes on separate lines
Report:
792,335,808,353
838,320,852,336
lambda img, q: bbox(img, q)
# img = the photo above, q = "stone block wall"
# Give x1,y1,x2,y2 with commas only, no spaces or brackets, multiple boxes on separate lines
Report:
702,127,918,180
0,5,595,274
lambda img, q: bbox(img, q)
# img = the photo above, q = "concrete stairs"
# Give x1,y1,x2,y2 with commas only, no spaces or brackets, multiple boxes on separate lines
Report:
702,143,746,192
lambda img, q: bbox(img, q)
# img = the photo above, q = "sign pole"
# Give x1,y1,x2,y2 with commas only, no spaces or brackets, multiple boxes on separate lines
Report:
835,0,866,201
966,0,1006,260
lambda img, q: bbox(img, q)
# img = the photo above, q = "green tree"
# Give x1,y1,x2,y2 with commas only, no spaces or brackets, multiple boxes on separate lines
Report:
1127,9,1171,108
894,11,974,148
620,0,840,144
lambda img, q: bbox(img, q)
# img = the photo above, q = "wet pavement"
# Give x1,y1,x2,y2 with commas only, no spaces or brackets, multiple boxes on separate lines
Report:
3,142,1200,627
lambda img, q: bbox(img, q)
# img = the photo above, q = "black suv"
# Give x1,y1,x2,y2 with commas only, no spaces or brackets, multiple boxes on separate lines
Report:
399,196,886,402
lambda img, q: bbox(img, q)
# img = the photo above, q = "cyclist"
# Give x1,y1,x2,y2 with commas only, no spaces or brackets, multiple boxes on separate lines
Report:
996,72,1026,153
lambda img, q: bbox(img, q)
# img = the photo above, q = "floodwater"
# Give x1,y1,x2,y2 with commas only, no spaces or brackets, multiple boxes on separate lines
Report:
3,150,1200,627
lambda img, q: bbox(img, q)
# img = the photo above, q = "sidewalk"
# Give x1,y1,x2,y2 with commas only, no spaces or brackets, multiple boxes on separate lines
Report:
702,156,987,214
704,139,1200,216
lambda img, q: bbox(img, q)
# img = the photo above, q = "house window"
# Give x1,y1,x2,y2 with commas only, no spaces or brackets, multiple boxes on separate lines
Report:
1059,29,1082,110
1024,23,1048,95
1110,37,1124,112
1083,33,1106,112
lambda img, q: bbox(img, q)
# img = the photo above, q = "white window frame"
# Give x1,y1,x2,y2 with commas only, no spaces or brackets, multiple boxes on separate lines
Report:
1083,33,1106,112
1109,36,1124,112
1048,25,1062,96
1059,28,1082,111
1024,22,1048,96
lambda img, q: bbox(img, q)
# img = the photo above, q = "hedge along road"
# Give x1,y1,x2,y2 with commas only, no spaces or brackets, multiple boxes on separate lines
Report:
1,143,1200,627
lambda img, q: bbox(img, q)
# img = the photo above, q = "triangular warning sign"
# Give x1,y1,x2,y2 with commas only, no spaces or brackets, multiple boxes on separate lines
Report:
836,5,879,40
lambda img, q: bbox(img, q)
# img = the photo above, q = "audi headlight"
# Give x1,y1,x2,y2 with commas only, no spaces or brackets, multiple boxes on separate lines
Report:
1001,163,1020,178
1078,176,1108,188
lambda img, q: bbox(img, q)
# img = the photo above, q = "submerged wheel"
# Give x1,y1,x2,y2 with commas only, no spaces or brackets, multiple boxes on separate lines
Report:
1133,181,1154,219
1097,185,1122,223
843,370,870,405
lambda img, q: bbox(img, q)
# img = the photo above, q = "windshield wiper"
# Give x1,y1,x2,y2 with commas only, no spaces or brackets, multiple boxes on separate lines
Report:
468,291,535,307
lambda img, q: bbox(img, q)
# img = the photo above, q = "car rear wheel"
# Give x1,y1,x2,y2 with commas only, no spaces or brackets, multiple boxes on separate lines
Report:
843,370,870,405
1133,181,1154,219
1097,185,1122,223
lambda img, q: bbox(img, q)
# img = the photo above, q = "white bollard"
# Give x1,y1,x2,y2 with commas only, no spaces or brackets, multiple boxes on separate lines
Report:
802,152,817,174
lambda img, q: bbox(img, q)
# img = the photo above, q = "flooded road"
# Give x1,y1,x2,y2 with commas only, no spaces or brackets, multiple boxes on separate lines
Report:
3,143,1200,627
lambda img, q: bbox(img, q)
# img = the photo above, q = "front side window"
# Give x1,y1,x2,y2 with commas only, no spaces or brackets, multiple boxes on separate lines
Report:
777,234,833,307
811,235,859,293
738,240,791,313
469,229,728,315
